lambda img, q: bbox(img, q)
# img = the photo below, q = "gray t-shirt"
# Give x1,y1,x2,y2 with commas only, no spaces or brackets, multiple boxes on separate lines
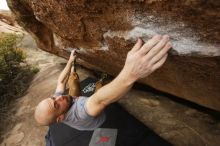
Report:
54,92,106,131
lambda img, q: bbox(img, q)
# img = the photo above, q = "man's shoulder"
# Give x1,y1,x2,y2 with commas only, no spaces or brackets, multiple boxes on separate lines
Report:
63,96,106,130
63,96,90,123
66,96,88,115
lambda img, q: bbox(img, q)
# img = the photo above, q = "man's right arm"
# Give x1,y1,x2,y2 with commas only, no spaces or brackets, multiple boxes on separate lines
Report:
86,35,172,117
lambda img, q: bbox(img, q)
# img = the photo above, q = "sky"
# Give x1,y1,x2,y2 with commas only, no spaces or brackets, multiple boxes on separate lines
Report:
0,0,9,10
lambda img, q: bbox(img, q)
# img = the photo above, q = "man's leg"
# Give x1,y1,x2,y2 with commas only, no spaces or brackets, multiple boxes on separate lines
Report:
95,73,107,92
95,81,103,92
68,65,81,97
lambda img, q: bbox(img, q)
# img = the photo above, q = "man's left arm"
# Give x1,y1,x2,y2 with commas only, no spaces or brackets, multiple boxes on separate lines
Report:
55,50,76,94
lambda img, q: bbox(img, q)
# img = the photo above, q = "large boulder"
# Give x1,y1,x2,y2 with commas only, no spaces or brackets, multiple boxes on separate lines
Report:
7,0,220,111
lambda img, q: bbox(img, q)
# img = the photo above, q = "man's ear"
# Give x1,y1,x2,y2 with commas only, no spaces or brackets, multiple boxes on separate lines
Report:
56,114,65,123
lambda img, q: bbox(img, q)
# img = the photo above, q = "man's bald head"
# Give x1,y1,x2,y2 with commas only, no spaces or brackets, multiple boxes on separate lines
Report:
34,96,72,126
34,98,57,126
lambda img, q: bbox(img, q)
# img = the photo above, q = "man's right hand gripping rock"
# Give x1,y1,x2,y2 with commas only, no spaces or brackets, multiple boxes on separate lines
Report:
121,35,171,83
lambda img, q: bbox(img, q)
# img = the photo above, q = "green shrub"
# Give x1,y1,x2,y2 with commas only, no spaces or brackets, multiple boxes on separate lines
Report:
0,33,24,79
0,33,38,127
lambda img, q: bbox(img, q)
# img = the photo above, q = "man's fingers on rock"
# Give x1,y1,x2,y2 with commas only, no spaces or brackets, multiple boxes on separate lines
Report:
131,38,143,52
139,35,162,55
149,42,172,64
71,49,76,53
152,53,168,71
71,49,77,56
145,35,169,60
70,50,74,55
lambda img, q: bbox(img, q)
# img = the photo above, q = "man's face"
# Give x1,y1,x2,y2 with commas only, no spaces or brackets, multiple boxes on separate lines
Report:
49,95,72,115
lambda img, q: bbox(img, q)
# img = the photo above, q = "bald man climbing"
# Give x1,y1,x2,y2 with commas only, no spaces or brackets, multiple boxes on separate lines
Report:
35,35,172,130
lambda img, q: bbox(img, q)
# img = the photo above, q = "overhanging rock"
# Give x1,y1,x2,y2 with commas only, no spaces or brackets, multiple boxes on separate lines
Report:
7,0,220,111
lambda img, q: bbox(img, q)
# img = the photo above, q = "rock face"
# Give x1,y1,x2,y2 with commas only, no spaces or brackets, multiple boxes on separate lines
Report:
119,90,220,146
0,10,20,34
7,0,220,111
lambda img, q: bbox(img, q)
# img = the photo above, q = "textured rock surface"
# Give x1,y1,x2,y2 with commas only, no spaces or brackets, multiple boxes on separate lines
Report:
0,10,21,34
119,90,220,146
0,10,14,26
7,0,220,111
